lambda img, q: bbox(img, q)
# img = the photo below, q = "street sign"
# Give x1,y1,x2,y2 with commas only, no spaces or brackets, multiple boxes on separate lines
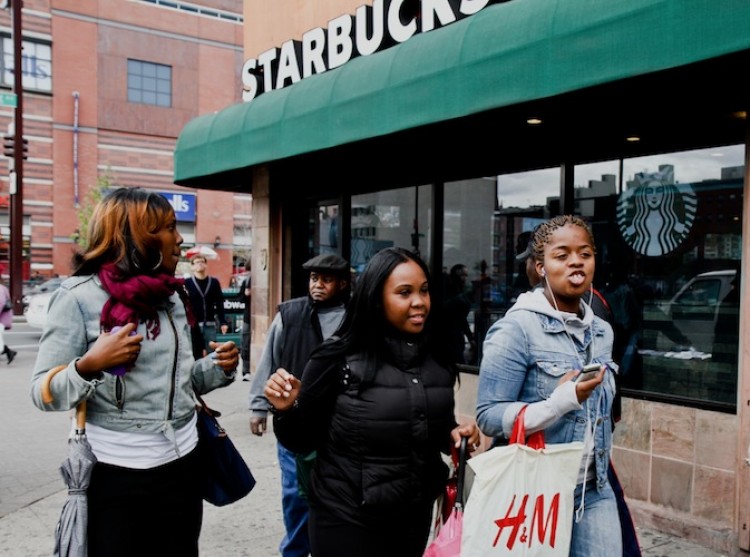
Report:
0,93,17,108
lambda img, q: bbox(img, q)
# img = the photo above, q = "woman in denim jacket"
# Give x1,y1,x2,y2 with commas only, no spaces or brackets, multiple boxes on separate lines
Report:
476,215,621,557
30,188,239,556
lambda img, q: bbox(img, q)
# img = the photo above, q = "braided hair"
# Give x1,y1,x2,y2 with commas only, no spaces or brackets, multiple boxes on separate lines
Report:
530,215,596,263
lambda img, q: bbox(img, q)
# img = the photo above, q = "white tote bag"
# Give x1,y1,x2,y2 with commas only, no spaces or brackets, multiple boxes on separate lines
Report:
461,407,584,556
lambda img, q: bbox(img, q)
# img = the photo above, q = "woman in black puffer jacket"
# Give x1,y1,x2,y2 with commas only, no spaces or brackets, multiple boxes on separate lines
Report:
266,247,480,557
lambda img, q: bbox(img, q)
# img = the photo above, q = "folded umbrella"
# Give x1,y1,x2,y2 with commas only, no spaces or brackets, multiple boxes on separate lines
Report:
42,365,97,557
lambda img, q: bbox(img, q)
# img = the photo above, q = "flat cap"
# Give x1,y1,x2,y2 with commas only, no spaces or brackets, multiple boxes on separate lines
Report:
302,253,349,275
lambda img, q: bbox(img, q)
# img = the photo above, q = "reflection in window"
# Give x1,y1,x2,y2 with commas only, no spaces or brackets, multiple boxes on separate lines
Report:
495,168,560,310
578,144,744,410
317,203,339,254
350,186,432,280
1,37,52,92
441,178,497,365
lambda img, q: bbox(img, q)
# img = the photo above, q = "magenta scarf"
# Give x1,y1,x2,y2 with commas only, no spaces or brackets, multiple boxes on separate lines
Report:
98,263,196,340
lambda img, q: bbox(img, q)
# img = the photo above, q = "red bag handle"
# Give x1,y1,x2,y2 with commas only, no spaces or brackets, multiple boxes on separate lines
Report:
509,405,545,449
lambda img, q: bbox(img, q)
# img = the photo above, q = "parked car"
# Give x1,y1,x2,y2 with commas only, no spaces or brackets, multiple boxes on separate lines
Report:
663,269,738,353
24,290,55,329
21,276,67,310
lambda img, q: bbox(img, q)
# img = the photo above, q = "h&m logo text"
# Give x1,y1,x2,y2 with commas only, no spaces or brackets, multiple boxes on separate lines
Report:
493,492,561,550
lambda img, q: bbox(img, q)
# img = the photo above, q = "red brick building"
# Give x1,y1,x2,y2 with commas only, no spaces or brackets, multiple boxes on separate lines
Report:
0,0,248,287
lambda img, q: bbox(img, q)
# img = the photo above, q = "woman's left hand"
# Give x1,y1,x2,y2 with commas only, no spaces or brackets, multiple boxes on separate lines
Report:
208,340,239,374
452,421,482,453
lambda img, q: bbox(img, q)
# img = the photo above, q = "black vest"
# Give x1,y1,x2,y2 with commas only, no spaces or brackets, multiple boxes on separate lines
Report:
278,297,323,377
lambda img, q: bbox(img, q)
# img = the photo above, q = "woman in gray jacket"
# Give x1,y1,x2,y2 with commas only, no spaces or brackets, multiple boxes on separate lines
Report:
30,187,239,557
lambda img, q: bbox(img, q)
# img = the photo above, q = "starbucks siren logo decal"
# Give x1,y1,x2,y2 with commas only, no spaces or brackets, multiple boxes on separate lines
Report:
616,166,696,256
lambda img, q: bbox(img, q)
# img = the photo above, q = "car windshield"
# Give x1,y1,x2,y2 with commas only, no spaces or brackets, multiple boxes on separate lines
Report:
673,279,722,307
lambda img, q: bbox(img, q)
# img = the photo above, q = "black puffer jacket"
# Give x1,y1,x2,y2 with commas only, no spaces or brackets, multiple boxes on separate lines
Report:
275,336,457,521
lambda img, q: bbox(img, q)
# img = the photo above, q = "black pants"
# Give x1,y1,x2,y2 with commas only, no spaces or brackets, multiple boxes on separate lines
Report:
87,448,203,557
308,500,433,557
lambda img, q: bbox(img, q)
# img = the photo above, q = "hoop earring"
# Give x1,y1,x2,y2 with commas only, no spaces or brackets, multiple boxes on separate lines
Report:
131,249,162,271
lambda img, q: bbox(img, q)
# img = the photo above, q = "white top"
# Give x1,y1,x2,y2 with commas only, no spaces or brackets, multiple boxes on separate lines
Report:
84,412,199,469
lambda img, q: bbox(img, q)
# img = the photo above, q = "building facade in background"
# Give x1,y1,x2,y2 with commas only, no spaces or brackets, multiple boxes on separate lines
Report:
174,0,750,554
0,0,249,287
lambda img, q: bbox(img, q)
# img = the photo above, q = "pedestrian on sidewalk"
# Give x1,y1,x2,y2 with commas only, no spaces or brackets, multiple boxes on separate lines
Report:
265,247,480,557
476,215,621,557
249,253,350,557
238,273,252,381
515,223,641,556
185,254,230,359
0,279,17,364
29,187,239,557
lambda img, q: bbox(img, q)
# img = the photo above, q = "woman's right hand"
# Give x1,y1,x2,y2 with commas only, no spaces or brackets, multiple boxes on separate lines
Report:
264,368,301,412
572,367,605,404
75,322,144,376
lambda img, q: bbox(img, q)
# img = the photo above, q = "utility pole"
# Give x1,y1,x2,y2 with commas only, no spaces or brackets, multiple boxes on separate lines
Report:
8,0,23,313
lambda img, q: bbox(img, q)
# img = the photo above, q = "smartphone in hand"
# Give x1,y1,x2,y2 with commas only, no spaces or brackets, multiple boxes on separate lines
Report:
575,363,602,382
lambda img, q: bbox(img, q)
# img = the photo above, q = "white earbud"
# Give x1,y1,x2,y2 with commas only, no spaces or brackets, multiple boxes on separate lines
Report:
540,268,546,277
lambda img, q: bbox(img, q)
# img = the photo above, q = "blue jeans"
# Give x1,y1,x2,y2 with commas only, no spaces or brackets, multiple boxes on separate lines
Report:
569,478,622,557
278,443,311,557
241,322,250,375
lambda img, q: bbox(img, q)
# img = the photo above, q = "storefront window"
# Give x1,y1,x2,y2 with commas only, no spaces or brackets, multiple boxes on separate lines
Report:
452,148,743,410
441,178,497,365
350,186,432,279
443,170,559,365
578,145,744,411
314,202,340,255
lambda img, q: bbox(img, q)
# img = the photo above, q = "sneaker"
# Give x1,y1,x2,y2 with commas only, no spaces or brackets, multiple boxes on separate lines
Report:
7,350,16,364
242,373,250,382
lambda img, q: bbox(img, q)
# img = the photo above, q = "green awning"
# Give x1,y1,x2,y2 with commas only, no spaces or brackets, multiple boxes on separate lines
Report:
174,0,750,187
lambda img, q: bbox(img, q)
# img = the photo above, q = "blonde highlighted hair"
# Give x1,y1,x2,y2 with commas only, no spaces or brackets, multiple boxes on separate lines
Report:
73,187,175,276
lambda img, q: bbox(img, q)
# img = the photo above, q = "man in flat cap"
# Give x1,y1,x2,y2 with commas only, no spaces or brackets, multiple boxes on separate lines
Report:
248,253,349,557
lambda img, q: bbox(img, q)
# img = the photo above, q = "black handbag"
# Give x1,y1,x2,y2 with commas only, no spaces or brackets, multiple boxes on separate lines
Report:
195,395,256,506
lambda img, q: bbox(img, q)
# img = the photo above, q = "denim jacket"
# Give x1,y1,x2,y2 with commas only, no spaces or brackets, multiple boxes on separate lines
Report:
476,289,617,489
30,275,232,438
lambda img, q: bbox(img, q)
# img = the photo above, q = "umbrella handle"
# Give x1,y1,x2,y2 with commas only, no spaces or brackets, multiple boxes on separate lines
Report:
76,401,87,430
41,364,88,428
40,364,68,404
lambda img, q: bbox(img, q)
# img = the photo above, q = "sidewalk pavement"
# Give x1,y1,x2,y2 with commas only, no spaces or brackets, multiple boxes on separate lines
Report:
0,347,728,556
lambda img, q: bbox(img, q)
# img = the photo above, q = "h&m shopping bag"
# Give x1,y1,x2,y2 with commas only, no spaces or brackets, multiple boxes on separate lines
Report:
461,406,584,556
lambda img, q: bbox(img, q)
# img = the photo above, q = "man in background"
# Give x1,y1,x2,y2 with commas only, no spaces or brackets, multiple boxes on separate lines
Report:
185,254,229,359
248,253,350,557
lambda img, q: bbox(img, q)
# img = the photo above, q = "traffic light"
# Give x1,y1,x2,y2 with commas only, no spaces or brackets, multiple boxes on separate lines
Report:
2,135,13,158
2,134,27,159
